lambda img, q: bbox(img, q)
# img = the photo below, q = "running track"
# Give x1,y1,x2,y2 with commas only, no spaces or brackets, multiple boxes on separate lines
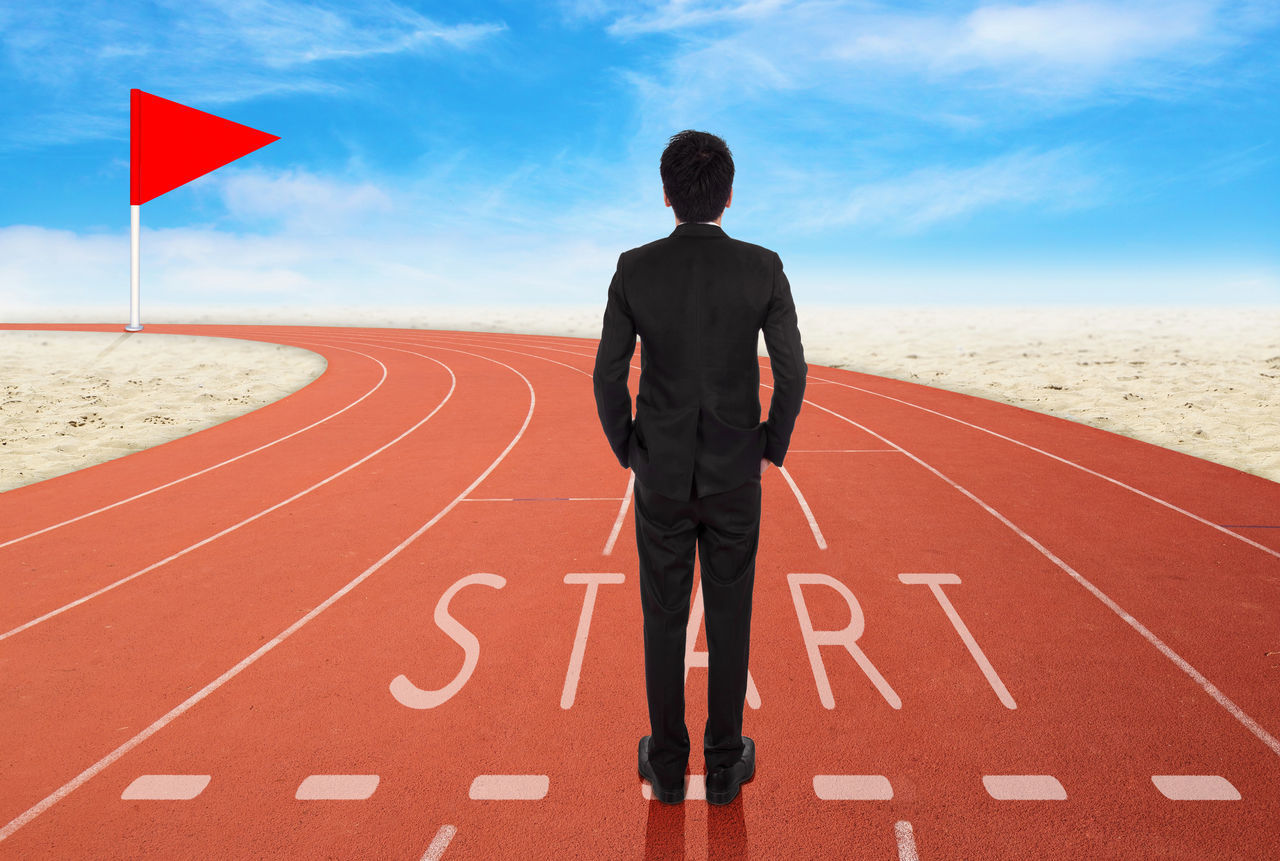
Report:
2,323,1278,860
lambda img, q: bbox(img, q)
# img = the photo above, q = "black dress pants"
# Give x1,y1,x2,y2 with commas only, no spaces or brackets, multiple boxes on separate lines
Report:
634,470,761,786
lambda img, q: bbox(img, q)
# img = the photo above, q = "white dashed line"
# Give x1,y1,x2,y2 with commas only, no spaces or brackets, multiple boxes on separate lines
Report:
895,820,920,861
420,824,457,861
0,346,532,845
1151,775,1240,800
295,774,380,800
640,775,705,801
813,774,893,800
120,775,210,800
469,775,549,800
982,775,1066,800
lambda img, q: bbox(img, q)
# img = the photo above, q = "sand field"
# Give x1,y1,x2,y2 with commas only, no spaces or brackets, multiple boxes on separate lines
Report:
1,305,1276,491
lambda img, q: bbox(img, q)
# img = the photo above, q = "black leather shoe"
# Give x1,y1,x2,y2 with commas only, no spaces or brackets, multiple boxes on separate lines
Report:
639,736,686,803
705,737,755,805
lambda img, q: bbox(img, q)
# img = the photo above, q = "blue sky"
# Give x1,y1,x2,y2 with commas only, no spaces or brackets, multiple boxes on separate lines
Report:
1,0,1277,312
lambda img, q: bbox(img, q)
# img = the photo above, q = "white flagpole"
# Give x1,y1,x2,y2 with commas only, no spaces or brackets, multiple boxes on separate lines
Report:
125,204,143,331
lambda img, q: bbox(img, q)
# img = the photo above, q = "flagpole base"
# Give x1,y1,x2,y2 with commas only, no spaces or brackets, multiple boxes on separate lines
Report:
124,324,144,332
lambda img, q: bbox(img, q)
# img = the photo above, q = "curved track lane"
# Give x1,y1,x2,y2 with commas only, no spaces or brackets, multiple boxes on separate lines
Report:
2,323,1277,860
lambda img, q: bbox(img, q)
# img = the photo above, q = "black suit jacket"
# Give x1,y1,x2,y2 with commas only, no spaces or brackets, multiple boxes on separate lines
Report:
593,221,807,500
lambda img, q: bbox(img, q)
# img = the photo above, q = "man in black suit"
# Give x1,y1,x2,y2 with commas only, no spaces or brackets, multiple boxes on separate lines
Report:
593,130,807,805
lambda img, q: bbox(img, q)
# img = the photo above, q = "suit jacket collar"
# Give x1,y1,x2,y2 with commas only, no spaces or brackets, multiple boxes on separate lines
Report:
670,221,727,239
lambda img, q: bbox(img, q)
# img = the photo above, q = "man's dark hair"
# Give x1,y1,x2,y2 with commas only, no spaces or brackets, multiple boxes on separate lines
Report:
660,130,734,223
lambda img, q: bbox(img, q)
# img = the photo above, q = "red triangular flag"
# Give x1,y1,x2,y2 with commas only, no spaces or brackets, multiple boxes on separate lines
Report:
130,89,279,205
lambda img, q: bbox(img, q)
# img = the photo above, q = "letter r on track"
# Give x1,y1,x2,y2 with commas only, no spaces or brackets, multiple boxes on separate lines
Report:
788,573,901,710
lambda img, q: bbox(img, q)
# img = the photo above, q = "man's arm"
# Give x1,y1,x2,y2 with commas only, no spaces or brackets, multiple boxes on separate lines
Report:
593,254,637,469
761,251,807,466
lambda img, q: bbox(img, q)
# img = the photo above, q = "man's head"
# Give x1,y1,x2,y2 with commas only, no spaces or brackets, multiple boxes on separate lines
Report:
660,130,734,224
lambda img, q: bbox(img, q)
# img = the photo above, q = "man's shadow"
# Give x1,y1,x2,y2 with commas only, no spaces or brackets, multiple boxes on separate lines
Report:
643,777,749,860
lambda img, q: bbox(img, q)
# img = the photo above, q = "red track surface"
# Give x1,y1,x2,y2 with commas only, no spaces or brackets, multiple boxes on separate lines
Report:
2,323,1278,860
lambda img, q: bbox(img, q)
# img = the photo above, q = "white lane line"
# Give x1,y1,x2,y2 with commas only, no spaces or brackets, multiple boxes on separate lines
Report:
364,334,828,555
120,774,210,800
295,774,379,800
461,497,625,502
640,775,704,801
0,344,453,643
788,449,901,453
1151,774,1241,800
420,824,457,861
469,775,549,800
0,341,384,550
799,395,1280,760
803,371,1280,562
895,820,920,861
982,775,1066,800
0,345,535,845
440,331,1280,560
778,465,827,550
605,472,634,557
334,333,638,559
813,774,893,800
346,332,1280,757
332,332,638,558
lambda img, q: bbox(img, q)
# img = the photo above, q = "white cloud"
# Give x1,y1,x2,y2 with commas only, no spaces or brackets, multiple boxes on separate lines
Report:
4,221,1275,318
1194,142,1278,186
602,0,1275,127
160,0,506,70
215,168,395,232
832,0,1223,97
0,217,628,313
0,143,1268,313
0,227,121,308
0,1,506,148
607,0,793,35
792,257,1280,305
0,111,128,152
961,2,1208,66
796,147,1105,232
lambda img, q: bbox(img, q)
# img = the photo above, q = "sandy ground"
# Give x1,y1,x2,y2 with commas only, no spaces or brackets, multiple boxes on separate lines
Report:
1,305,1277,491
0,331,326,492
